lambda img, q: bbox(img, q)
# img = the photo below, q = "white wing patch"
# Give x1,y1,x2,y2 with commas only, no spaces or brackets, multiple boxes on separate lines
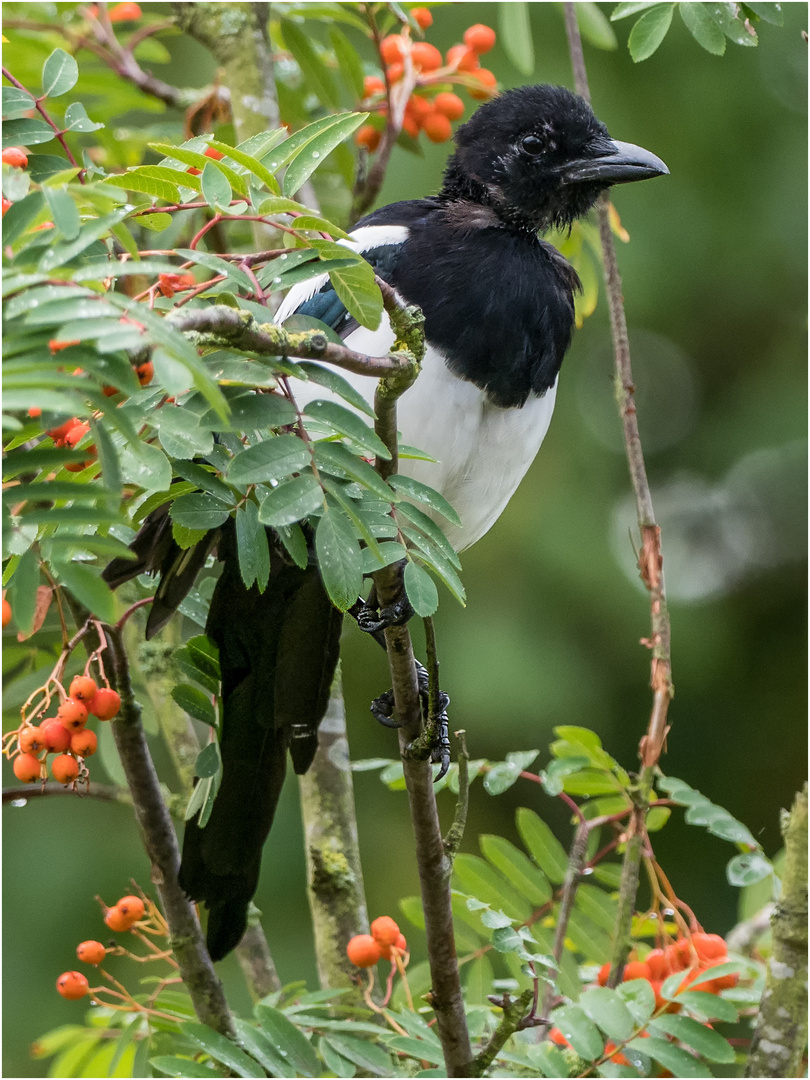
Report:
273,225,410,325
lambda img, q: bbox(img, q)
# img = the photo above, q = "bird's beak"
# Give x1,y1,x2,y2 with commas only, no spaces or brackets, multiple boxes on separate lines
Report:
562,139,669,185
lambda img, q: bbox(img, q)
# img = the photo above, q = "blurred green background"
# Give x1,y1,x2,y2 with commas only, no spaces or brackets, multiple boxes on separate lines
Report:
3,3,807,1075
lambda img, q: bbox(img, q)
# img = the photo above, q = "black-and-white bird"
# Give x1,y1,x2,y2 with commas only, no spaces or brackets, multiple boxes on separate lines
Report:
105,84,667,960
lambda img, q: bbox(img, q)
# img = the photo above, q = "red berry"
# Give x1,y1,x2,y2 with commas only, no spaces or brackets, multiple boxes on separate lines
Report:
48,418,78,446
2,197,11,215
117,895,145,922
363,76,385,98
411,42,442,72
432,92,465,120
69,675,98,703
468,68,497,100
136,361,154,387
422,111,452,143
187,166,201,176
370,915,401,947
692,933,726,962
355,125,381,152
56,971,89,999
597,962,611,986
51,754,80,784
70,729,98,758
645,948,670,981
28,407,42,418
109,1,141,21
48,339,81,353
13,753,42,783
446,44,479,72
623,960,652,982
76,940,106,965
64,422,91,449
57,697,88,732
2,597,11,627
2,147,28,168
346,934,382,968
41,721,72,753
87,687,121,721
411,7,433,29
203,146,224,160
380,35,405,65
104,905,132,932
19,726,48,754
386,62,404,84
463,23,496,55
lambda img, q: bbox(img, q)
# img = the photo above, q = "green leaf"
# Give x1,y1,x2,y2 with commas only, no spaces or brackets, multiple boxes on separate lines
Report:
38,208,130,272
453,854,532,922
549,1004,603,1061
170,492,231,531
255,1005,321,1077
104,171,180,202
616,978,656,1025
233,1020,289,1078
2,118,55,148
516,807,569,884
236,501,271,592
675,990,738,1023
119,439,173,494
7,546,39,637
281,20,340,110
42,49,79,97
403,559,438,616
276,522,309,568
327,260,383,331
204,140,280,194
362,541,407,573
529,1042,572,1079
298,362,375,417
395,502,459,568
389,475,461,526
42,186,81,240
330,27,366,97
182,1021,265,1078
314,442,394,500
173,249,255,292
195,741,222,780
386,1038,444,1066
305,399,390,459
498,2,535,74
611,1,666,18
679,960,745,990
626,1035,706,1077
627,4,675,61
227,435,310,486
201,160,232,212
149,142,248,195
63,102,103,132
579,987,636,1041
743,2,783,24
680,3,727,53
707,1,758,44
577,3,619,48
150,1055,224,1077
649,1013,735,1062
316,505,363,611
282,112,368,196
480,834,551,906
53,560,115,622
319,1037,356,1079
323,1035,392,1076
171,684,216,726
645,805,671,831
2,87,35,117
258,473,323,527
727,850,772,886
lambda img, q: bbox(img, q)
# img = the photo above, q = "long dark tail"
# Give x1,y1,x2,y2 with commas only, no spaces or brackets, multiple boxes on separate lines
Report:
104,510,343,961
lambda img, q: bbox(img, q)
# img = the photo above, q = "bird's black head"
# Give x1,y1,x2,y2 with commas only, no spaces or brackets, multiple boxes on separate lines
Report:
441,84,668,232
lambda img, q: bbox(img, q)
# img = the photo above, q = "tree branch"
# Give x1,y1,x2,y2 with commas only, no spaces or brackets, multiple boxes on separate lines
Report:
468,989,534,1078
3,782,125,805
235,906,283,999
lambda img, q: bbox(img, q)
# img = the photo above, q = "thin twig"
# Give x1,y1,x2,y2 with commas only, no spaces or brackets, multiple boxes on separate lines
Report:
541,820,589,1018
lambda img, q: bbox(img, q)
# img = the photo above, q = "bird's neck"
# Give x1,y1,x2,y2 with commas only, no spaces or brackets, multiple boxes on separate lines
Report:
440,156,541,235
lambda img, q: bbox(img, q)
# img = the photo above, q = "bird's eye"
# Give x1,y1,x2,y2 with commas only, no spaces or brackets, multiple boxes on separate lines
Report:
521,134,544,155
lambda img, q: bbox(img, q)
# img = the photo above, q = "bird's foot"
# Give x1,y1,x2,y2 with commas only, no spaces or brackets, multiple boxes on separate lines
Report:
371,661,452,781
353,592,414,636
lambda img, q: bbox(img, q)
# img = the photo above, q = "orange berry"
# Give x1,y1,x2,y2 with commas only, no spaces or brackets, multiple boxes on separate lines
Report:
19,726,48,754
48,339,80,353
433,91,465,120
41,720,72,753
446,44,479,72
401,114,419,139
692,933,726,962
623,960,652,982
70,729,98,758
381,931,408,959
33,221,55,230
51,753,80,784
69,675,98,703
48,418,78,445
411,7,432,29
157,273,176,298
645,948,670,981
380,34,405,65
117,895,145,922
2,147,28,168
203,146,224,160
705,972,738,991
86,3,99,16
463,23,496,54
177,272,196,288
136,361,154,387
13,753,42,783
2,597,11,627
363,75,385,98
370,915,401,947
28,406,42,417
1,197,11,215
597,962,611,986
355,125,381,152
468,68,497,100
104,905,132,932
422,111,452,143
57,697,88,732
56,971,89,999
549,1028,569,1047
87,687,121,721
187,166,201,176
108,1,141,21
386,62,404,84
411,41,442,72
346,934,382,968
76,940,106,966
64,421,90,449
604,1042,630,1067
406,95,433,121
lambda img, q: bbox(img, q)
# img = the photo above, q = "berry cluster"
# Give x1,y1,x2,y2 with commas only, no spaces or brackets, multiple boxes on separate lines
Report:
355,16,498,152
7,674,120,789
346,915,408,968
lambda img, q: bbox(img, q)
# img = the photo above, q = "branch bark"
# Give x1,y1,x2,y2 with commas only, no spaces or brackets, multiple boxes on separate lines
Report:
744,785,808,1077
298,665,371,993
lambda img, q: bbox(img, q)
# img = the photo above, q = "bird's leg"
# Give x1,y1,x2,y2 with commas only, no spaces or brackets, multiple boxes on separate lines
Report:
351,565,415,635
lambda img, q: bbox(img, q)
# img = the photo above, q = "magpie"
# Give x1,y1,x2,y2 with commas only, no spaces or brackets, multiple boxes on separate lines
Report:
104,84,667,960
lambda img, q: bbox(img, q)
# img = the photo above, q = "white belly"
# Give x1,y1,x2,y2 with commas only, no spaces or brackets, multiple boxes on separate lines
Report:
289,321,557,552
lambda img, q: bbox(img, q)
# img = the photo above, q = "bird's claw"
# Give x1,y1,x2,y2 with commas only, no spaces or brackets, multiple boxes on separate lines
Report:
370,660,452,780
370,688,402,728
355,593,414,635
